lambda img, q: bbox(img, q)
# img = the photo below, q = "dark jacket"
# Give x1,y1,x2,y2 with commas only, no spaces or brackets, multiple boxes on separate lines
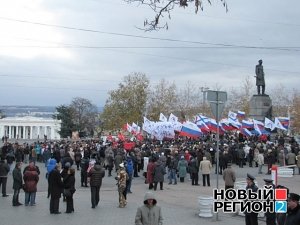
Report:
188,158,199,174
0,160,9,177
153,161,166,183
48,168,64,198
88,164,105,187
12,167,23,190
285,205,300,225
23,166,39,192
63,173,76,194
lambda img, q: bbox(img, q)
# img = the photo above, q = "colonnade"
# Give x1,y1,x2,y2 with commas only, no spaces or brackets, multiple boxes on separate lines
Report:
0,116,61,140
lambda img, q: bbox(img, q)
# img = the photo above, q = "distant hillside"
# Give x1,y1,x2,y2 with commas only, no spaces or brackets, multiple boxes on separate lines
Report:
0,105,103,118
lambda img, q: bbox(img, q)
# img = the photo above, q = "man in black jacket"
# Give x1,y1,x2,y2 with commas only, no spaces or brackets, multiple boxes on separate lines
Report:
245,173,258,225
88,162,105,208
285,193,300,225
0,158,10,197
48,164,64,214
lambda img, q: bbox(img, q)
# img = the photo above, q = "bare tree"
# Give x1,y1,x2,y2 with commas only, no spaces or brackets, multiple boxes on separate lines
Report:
124,0,228,30
226,76,254,116
177,81,202,120
147,79,178,120
70,97,98,137
269,84,291,117
290,90,300,134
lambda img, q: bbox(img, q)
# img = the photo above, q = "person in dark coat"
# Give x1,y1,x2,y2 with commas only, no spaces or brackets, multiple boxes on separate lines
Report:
74,150,82,171
245,174,258,225
153,160,166,191
285,193,300,225
80,156,89,187
12,162,23,206
63,167,76,213
48,163,64,214
0,158,10,197
88,163,105,208
263,179,276,225
188,157,199,185
23,164,39,206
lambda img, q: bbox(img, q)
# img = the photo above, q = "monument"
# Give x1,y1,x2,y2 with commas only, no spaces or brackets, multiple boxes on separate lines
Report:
248,59,272,121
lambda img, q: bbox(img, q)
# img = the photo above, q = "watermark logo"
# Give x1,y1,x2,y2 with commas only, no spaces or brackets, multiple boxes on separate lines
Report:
213,187,287,213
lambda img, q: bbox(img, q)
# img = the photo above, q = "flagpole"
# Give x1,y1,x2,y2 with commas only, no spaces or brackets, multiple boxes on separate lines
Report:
216,91,220,221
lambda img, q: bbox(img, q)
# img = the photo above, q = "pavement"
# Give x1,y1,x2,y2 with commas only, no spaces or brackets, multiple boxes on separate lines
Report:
0,161,299,225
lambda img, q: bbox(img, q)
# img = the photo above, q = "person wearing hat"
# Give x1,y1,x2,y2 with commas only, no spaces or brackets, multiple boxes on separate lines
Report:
135,191,163,225
285,193,300,225
222,163,236,190
263,179,276,225
116,162,128,208
245,173,258,225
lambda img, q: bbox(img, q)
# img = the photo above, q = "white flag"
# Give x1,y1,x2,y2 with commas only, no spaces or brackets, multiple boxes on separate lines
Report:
274,117,287,131
168,113,178,123
228,111,237,120
159,113,168,122
264,118,276,131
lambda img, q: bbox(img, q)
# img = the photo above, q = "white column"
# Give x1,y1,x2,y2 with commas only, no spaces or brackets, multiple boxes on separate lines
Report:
9,126,12,139
30,126,33,139
16,126,19,139
37,126,40,139
22,126,25,139
50,126,55,139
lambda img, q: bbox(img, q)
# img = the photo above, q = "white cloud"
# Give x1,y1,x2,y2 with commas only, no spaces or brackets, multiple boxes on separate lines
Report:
0,0,73,59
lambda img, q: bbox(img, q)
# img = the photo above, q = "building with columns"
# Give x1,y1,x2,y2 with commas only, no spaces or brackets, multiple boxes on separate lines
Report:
0,116,61,140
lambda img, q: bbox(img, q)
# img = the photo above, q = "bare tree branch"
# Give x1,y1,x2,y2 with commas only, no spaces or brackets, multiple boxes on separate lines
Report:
124,0,228,31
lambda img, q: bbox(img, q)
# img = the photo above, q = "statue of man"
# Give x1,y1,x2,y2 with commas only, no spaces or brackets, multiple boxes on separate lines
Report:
255,59,265,95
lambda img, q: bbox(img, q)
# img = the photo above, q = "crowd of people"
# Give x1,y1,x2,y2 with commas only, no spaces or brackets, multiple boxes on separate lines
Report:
0,132,299,225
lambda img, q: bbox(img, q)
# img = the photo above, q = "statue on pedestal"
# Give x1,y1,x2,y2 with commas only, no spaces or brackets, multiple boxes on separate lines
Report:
255,59,265,95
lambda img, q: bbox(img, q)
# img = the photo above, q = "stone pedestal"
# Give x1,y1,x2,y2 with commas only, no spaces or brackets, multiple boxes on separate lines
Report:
249,95,272,121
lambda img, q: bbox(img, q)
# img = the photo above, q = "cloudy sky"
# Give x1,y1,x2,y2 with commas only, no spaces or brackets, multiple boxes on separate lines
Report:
0,0,299,107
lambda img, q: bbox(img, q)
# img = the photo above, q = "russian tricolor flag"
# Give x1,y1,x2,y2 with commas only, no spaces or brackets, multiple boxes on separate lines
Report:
240,128,252,137
180,121,202,138
242,120,254,129
277,117,290,130
237,110,246,118
207,118,218,133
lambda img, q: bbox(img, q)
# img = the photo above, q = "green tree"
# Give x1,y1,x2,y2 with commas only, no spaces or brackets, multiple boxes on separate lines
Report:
70,97,98,137
124,0,228,30
0,110,5,119
100,72,150,130
53,105,75,138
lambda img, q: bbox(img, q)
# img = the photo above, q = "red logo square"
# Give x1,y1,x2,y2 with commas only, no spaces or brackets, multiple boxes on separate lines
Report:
275,189,287,200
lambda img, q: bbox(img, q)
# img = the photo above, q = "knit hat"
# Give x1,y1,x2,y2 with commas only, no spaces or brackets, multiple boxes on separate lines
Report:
47,158,57,174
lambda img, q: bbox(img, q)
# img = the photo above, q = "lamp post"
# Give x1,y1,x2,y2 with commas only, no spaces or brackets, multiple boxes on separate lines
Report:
207,90,227,221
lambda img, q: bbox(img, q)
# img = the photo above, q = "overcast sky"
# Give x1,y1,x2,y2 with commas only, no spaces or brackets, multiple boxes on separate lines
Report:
0,0,299,107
